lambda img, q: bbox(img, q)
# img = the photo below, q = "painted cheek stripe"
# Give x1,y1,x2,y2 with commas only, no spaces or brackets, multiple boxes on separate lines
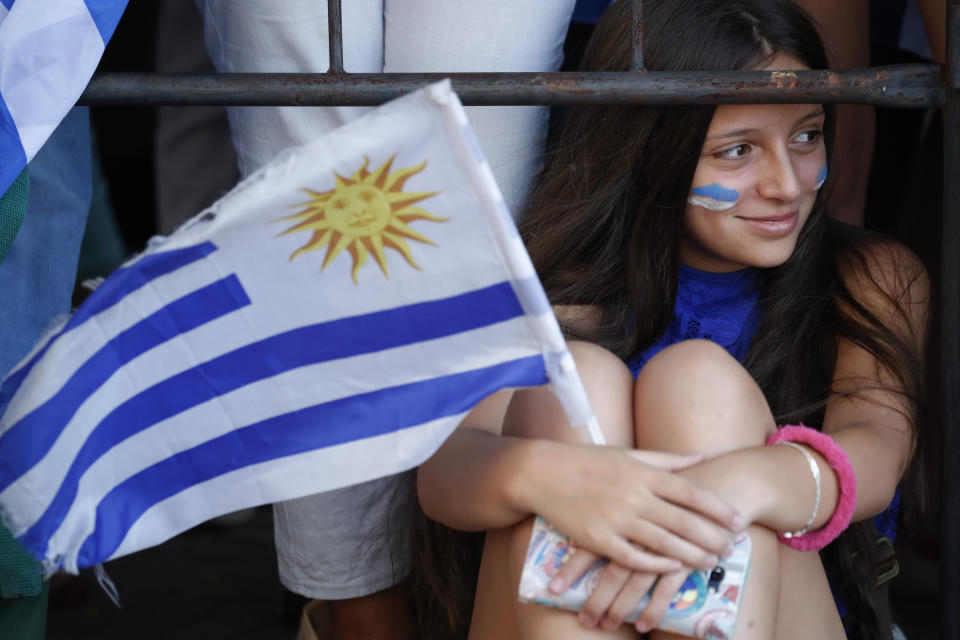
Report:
815,165,827,190
687,183,739,211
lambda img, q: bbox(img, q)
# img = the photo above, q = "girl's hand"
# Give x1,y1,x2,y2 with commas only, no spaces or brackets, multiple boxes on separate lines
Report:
518,442,743,572
631,567,691,634
548,548,691,633
551,549,658,631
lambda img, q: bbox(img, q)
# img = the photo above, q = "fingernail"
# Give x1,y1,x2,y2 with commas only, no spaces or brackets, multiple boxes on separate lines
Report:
732,514,746,531
579,612,597,628
636,619,650,633
668,560,683,571
549,577,564,593
601,618,619,630
703,555,718,569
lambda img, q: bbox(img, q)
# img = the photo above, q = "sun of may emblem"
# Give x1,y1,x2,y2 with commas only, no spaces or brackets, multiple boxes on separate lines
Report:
276,155,447,283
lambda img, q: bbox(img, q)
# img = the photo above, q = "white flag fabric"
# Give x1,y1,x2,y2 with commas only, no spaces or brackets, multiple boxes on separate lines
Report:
0,80,599,575
0,0,127,196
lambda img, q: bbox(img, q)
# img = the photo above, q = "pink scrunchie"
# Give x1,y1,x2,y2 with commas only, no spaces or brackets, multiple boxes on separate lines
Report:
766,424,857,551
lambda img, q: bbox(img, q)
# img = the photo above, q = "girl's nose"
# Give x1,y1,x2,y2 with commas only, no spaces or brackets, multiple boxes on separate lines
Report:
756,150,803,203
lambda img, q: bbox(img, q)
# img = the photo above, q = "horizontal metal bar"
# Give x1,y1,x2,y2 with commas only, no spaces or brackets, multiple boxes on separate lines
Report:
78,64,943,108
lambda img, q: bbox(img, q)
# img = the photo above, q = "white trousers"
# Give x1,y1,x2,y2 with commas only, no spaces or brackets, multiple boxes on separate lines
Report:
197,0,576,215
196,0,576,599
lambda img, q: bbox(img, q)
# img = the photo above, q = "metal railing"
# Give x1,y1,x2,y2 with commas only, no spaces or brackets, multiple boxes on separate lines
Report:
77,0,960,636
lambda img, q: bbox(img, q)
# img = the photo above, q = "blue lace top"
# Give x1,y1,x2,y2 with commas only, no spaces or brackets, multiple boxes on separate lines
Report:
627,264,761,375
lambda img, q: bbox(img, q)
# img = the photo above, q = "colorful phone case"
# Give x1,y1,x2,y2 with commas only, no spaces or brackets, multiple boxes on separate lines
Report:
518,516,751,639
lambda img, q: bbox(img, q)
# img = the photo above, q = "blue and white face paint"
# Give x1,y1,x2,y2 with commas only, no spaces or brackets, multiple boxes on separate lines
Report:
814,165,827,191
687,183,740,211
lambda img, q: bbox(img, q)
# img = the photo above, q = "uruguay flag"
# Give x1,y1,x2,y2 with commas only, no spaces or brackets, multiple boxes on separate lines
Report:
0,0,127,197
0,80,600,575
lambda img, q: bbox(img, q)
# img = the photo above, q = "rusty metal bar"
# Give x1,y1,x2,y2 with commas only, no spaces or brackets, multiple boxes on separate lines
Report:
327,0,344,73
941,4,960,639
631,0,644,71
79,64,942,107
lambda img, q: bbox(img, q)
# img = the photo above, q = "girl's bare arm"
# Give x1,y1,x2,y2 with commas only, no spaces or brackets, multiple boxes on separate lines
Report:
679,241,927,532
820,241,928,518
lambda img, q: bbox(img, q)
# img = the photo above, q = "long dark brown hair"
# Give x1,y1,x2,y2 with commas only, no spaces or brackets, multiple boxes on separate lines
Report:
417,1,929,638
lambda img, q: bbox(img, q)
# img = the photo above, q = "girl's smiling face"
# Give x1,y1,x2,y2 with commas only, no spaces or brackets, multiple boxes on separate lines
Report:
681,56,827,272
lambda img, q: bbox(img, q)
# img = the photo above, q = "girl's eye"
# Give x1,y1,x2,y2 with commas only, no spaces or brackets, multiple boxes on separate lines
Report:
714,144,749,160
794,130,822,144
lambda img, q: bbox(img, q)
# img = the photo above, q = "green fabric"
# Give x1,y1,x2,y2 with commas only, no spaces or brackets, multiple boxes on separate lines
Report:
0,580,48,640
0,167,29,266
0,167,45,622
0,524,41,599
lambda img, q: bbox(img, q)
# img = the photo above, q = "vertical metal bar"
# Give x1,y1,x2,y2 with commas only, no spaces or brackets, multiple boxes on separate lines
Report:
327,0,344,73
631,0,644,71
942,2,960,640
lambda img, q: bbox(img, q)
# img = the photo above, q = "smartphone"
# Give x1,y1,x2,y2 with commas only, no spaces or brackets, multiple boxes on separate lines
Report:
517,516,751,639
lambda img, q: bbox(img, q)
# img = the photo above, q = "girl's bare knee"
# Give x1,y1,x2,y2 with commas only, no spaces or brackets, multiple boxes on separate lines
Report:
637,340,743,391
503,341,635,448
634,340,775,454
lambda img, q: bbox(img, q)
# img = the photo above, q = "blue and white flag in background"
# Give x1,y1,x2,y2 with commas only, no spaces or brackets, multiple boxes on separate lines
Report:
0,0,127,196
0,80,600,575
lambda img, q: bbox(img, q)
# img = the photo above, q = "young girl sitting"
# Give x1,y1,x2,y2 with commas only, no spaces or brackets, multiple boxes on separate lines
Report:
416,1,929,638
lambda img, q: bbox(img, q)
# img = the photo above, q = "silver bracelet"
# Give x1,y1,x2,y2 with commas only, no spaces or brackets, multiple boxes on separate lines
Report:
776,441,821,539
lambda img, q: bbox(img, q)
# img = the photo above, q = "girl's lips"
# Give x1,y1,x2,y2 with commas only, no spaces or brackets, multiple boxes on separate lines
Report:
738,211,799,236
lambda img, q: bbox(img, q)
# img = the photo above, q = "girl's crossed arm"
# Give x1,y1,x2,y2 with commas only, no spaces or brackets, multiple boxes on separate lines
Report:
418,395,744,574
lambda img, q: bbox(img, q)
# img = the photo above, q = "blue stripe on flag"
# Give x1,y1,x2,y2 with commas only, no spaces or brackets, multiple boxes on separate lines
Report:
17,281,526,557
82,0,128,44
68,242,219,331
0,91,28,199
0,242,218,417
0,0,13,12
76,354,548,566
0,275,251,492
